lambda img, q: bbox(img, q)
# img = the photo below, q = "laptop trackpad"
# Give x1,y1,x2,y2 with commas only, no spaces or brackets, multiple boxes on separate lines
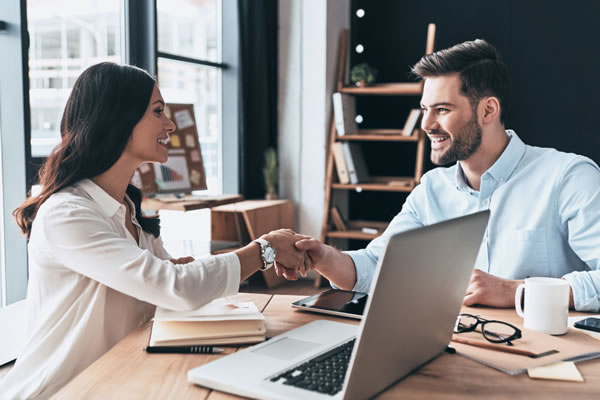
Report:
251,337,319,360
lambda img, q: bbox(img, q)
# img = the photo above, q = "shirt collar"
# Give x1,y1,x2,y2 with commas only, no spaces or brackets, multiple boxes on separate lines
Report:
455,129,526,191
77,179,123,218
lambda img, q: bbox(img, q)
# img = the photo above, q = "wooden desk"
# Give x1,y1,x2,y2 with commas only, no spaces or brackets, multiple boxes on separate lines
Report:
53,295,600,399
141,194,243,212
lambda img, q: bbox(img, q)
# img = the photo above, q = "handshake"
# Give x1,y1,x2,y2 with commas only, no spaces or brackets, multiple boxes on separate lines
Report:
260,229,326,281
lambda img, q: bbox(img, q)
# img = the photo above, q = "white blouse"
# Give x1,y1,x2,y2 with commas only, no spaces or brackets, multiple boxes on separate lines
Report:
0,179,240,399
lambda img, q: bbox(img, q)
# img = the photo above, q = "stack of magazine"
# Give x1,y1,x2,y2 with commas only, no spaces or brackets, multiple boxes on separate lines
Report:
147,298,266,351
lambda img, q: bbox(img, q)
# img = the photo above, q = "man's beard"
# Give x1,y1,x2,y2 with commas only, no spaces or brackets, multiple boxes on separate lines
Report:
430,116,482,166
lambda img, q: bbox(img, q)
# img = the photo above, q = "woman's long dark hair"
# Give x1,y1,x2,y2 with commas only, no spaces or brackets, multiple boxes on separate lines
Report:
14,62,160,238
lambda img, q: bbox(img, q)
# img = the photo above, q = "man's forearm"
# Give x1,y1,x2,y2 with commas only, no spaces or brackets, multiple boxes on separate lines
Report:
316,247,357,290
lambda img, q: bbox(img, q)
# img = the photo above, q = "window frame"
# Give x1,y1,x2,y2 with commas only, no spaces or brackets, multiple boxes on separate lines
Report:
1,0,239,307
0,0,29,306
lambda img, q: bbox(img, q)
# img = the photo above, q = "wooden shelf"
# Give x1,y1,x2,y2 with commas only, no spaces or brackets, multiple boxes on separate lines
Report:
339,82,423,95
332,183,414,192
337,129,420,141
326,230,379,241
332,177,415,192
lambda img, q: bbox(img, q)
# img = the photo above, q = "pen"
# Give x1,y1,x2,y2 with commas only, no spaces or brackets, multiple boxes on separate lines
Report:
145,346,225,354
450,335,544,358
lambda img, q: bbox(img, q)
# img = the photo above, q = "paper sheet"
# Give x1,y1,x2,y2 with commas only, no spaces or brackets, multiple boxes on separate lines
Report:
528,361,584,382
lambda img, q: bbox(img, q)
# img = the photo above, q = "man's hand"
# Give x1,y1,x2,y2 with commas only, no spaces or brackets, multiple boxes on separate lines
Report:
262,229,307,280
294,237,327,271
463,269,521,308
272,234,327,281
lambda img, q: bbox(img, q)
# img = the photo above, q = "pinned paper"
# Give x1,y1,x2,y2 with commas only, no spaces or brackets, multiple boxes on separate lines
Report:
139,163,151,174
190,169,202,186
174,109,195,130
527,361,584,382
190,149,201,162
170,134,181,148
185,134,196,148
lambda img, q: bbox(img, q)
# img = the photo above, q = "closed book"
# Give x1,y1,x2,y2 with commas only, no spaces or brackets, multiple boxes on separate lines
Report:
149,298,266,347
342,142,370,184
332,142,350,184
402,109,422,136
332,92,358,135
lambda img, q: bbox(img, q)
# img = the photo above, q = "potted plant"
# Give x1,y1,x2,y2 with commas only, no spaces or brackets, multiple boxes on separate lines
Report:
263,147,279,200
350,63,378,87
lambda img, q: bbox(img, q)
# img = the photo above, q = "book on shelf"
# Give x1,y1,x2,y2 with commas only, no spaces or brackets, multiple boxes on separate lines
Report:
332,92,358,135
402,109,422,137
342,142,370,184
330,206,347,231
332,142,350,184
148,298,266,348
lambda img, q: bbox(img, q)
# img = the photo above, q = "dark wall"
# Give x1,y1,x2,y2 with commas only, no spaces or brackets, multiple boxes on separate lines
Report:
351,0,600,164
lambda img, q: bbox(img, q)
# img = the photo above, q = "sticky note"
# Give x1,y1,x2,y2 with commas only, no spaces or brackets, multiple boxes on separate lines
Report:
170,135,181,148
185,134,196,148
527,361,584,382
174,109,195,130
190,169,202,185
190,149,201,162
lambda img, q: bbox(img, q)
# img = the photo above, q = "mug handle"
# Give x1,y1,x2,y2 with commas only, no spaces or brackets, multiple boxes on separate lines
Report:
514,283,525,318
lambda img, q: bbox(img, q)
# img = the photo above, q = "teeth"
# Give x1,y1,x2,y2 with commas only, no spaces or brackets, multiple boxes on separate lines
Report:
430,136,449,143
157,138,169,145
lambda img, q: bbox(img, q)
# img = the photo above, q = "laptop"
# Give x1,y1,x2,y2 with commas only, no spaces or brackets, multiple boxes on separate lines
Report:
188,211,490,399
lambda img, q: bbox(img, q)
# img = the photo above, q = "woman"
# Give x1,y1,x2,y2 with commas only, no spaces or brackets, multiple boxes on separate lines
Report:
0,62,304,399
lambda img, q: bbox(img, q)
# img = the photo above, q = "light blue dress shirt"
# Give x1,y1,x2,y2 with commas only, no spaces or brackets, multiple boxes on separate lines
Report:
345,130,600,312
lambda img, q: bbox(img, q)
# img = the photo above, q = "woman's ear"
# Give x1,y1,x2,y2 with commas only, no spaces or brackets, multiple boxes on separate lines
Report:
479,96,501,125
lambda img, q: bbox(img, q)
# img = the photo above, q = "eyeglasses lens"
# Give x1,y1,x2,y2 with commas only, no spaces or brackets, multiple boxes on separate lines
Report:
455,315,478,333
482,321,516,342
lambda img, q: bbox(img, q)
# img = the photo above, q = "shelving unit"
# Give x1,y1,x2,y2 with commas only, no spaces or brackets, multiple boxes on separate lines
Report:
318,25,435,286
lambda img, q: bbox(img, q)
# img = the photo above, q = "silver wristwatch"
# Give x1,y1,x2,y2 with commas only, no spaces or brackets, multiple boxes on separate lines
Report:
254,238,276,271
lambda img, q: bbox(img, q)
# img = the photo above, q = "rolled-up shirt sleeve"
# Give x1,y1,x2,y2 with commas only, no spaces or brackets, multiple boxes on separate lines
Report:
41,200,240,311
557,157,600,311
337,182,426,293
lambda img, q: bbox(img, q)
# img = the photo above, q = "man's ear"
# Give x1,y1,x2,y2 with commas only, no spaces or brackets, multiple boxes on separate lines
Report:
479,96,501,125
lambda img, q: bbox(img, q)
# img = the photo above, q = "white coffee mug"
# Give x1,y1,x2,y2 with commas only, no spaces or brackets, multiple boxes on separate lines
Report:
514,277,570,335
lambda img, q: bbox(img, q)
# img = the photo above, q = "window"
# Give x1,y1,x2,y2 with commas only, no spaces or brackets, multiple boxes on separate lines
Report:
27,0,123,157
157,0,224,195
1,0,238,307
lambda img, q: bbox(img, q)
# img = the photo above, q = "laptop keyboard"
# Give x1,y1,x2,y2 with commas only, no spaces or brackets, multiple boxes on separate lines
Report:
269,339,355,396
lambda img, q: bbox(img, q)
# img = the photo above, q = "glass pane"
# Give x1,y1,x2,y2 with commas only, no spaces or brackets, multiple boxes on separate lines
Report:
27,0,122,157
158,58,221,194
483,322,517,339
157,0,220,63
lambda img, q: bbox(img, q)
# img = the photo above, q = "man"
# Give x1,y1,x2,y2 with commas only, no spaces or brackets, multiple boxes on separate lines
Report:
286,39,600,312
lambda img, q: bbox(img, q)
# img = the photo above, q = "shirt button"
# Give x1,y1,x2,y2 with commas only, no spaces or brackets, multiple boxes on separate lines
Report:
482,199,489,207
500,177,505,182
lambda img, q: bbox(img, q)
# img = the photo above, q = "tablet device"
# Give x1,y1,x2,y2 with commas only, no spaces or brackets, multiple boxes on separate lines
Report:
291,289,368,320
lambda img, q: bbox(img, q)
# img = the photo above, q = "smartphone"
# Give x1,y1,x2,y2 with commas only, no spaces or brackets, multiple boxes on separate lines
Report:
574,317,600,333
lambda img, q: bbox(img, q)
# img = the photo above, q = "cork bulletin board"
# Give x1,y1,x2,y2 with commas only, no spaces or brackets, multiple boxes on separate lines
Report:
133,103,207,194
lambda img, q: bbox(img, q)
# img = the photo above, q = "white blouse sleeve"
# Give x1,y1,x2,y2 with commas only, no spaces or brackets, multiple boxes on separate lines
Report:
39,199,241,311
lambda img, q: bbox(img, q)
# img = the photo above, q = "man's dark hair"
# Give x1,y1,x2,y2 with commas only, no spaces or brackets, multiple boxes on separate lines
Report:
412,39,510,124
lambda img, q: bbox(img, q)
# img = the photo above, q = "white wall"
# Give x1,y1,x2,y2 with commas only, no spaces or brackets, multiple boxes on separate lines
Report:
278,0,350,238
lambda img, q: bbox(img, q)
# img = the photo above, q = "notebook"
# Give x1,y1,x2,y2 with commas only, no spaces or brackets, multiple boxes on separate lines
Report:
188,211,490,399
149,298,265,348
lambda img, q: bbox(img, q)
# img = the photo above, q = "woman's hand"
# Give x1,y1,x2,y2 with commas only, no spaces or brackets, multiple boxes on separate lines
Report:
170,256,195,265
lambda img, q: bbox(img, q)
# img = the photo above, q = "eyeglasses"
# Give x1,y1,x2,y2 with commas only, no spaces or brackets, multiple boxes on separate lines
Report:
454,314,522,346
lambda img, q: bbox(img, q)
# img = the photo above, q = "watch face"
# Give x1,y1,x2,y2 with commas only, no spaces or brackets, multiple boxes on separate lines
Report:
264,246,276,263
